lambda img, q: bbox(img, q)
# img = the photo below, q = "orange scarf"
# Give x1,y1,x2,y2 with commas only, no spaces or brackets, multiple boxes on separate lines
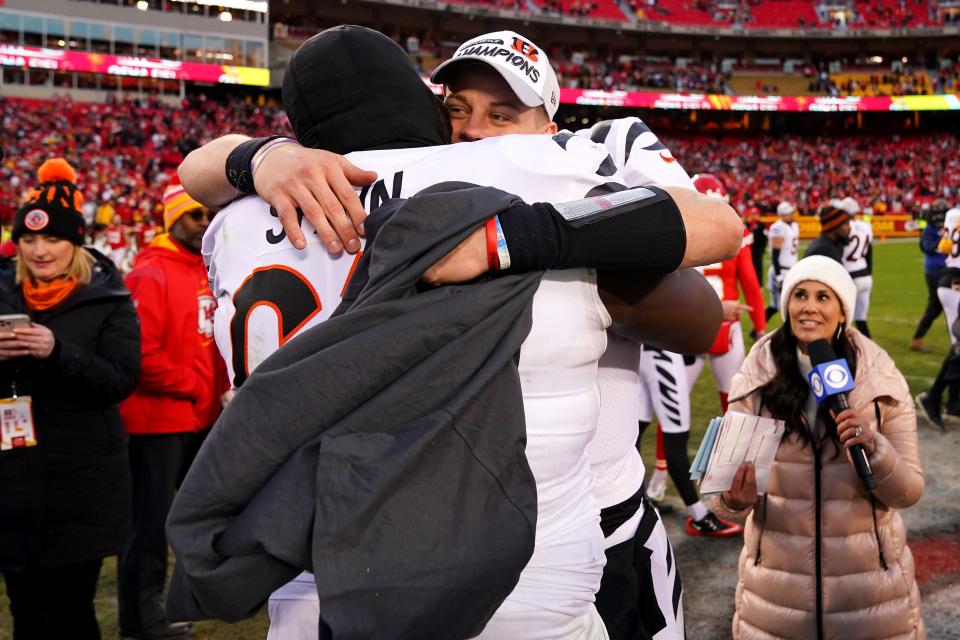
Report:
22,275,80,312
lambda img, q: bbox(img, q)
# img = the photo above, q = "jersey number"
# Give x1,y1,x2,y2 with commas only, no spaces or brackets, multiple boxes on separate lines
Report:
230,265,322,387
951,229,960,259
845,235,871,262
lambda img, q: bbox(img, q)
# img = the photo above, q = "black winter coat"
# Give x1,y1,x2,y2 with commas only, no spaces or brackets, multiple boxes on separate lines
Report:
167,185,539,639
0,249,141,571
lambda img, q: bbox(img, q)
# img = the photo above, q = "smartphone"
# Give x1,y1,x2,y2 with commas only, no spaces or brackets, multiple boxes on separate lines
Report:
0,314,31,331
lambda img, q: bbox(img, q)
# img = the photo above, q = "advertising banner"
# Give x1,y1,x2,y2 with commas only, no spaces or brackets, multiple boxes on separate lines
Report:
560,89,960,112
0,44,270,86
757,215,919,239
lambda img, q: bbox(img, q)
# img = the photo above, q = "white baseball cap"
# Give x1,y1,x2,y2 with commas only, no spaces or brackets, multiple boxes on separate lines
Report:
430,31,561,120
776,201,796,217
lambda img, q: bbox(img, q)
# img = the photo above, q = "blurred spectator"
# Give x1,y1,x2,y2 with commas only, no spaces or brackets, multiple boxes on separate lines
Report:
911,202,949,350
117,180,228,640
742,203,767,286
0,158,141,639
805,202,852,261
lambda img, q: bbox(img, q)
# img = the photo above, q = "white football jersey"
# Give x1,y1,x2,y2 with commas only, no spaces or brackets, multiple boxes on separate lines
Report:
576,117,695,516
205,132,618,638
768,219,800,269
842,218,873,275
944,208,960,269
575,117,695,191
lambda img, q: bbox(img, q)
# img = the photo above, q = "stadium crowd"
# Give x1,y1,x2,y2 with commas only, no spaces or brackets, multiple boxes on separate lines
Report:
3,95,957,256
273,23,956,96
552,54,733,93
665,133,960,214
0,95,288,230
455,0,951,28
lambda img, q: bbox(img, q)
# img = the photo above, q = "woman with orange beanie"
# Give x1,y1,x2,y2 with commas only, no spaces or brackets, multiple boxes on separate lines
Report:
0,159,141,639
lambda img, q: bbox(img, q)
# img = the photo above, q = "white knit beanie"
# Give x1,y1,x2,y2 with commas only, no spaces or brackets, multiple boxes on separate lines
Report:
780,255,857,323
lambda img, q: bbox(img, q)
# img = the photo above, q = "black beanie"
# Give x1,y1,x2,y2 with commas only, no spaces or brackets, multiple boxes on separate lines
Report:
13,158,86,245
282,25,450,154
818,205,850,234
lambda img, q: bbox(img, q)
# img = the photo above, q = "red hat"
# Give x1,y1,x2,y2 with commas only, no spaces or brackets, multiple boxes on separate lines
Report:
692,173,729,202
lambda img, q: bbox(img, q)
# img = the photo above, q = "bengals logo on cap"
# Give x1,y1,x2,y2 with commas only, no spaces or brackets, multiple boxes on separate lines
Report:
24,209,49,231
510,37,539,62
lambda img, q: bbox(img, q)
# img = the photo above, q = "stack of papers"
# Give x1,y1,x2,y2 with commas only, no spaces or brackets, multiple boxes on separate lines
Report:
690,411,785,495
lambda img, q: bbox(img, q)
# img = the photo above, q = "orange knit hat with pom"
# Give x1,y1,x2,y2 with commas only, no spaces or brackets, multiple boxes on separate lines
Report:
13,158,86,245
162,174,204,231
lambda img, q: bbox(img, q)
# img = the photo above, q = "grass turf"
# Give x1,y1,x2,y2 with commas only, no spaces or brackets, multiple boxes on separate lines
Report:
0,239,942,639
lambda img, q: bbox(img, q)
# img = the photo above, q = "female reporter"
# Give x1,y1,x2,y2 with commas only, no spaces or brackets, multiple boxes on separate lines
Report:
718,255,924,639
0,159,140,639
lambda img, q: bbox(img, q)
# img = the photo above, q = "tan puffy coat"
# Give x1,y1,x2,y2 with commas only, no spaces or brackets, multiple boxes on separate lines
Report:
718,330,925,640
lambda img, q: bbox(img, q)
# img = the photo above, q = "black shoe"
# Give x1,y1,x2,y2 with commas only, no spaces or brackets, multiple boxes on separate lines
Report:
120,622,192,640
916,392,946,431
685,511,743,537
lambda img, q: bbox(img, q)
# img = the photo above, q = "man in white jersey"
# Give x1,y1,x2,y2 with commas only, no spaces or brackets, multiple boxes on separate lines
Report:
839,196,874,338
765,201,799,321
176,26,740,640
916,206,960,430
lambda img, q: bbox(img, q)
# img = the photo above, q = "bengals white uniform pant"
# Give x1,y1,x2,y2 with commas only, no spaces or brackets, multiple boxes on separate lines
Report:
266,576,610,640
266,574,318,640
937,286,960,345
603,499,684,640
638,348,690,435
685,321,745,394
853,275,873,322
767,266,783,311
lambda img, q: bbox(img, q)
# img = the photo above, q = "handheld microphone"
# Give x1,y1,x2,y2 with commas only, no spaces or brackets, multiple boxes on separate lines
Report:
806,338,876,491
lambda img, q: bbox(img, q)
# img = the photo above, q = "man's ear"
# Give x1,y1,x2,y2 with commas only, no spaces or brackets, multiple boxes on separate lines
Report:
543,121,558,135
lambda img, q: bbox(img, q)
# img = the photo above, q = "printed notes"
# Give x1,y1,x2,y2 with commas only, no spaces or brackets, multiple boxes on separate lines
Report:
690,411,784,495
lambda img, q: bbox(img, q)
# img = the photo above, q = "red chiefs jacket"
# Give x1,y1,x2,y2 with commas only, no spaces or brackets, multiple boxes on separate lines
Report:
701,230,766,353
121,234,227,434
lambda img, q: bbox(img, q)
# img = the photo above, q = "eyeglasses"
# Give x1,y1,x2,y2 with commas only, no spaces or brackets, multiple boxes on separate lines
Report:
188,209,215,223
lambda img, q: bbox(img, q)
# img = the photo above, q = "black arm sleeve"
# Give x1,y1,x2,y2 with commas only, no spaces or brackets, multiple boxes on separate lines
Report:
225,135,284,195
497,186,686,274
866,242,873,272
771,248,782,276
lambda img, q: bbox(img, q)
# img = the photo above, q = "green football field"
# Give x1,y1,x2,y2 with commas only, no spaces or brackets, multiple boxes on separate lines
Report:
0,239,945,640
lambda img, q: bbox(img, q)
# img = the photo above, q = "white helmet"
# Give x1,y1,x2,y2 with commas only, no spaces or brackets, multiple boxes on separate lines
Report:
776,201,796,217
839,197,861,216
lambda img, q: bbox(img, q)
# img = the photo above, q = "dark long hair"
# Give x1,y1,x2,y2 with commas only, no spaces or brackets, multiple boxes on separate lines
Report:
758,321,858,452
